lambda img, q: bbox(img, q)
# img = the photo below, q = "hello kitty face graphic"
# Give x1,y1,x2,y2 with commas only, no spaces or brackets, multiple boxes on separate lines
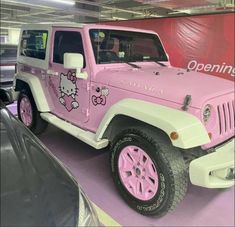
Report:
59,71,79,112
59,72,78,97
101,87,109,97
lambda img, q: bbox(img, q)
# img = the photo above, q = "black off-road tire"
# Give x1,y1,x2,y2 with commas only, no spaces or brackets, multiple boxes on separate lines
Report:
17,90,48,135
110,127,188,217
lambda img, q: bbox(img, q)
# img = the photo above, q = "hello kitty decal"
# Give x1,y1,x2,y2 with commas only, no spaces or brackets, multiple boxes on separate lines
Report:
59,71,79,112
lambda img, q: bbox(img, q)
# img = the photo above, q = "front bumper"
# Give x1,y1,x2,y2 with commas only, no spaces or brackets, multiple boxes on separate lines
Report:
189,138,234,188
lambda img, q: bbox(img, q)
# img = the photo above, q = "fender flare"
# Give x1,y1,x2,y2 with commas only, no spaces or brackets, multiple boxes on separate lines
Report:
95,99,210,149
15,72,50,112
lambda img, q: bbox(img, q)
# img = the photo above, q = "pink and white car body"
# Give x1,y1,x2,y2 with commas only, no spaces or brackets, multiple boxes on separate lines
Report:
14,23,234,189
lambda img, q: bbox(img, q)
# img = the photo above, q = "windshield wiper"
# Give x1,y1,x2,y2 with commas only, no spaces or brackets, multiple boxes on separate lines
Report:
122,59,165,68
152,60,167,67
124,61,141,69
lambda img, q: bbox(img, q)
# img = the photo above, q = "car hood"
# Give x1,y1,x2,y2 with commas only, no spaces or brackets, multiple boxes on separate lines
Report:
96,64,234,108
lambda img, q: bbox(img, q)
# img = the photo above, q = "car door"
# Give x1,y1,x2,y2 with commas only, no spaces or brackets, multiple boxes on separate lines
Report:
46,28,90,127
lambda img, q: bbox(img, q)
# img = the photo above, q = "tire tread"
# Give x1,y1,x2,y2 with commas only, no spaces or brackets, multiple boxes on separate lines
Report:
111,126,188,216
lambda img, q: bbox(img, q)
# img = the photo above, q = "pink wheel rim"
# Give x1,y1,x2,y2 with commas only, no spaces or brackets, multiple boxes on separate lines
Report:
118,145,159,201
19,96,33,127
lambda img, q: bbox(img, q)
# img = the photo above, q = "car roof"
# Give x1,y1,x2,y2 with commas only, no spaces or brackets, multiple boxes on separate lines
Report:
20,23,156,35
21,22,85,30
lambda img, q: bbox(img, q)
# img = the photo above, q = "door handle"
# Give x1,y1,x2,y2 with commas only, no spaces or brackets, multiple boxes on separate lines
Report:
91,84,100,91
47,69,59,76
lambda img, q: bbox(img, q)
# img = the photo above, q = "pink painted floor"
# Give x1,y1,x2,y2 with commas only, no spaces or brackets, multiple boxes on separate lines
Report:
9,103,235,226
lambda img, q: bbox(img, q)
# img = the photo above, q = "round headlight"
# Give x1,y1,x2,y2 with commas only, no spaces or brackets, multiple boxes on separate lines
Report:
203,104,211,123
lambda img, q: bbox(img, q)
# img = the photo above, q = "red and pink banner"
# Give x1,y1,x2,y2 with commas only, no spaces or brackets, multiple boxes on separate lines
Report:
104,13,235,81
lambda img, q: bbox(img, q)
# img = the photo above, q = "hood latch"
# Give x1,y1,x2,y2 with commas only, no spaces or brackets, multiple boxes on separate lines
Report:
182,95,192,111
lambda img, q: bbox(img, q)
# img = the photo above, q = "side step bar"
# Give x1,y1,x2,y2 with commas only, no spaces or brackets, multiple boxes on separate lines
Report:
40,113,109,149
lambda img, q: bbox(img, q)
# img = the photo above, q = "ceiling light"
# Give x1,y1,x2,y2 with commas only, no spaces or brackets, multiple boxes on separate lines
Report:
0,20,27,24
112,16,127,20
46,0,75,5
0,27,21,30
168,10,191,15
103,6,143,15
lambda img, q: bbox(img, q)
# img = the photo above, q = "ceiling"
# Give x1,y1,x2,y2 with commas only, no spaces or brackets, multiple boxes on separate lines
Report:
0,0,234,31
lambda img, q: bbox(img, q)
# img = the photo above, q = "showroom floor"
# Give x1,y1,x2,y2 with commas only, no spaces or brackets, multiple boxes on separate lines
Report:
8,103,235,226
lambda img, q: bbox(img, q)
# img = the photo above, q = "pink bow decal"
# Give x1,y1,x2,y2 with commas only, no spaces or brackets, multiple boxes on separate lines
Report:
92,95,106,106
67,71,76,84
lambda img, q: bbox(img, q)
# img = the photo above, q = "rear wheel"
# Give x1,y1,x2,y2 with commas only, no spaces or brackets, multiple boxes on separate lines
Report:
17,90,48,134
110,128,188,217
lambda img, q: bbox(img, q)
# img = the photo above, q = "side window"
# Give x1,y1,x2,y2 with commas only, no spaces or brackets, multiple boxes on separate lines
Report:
53,31,86,67
20,30,48,60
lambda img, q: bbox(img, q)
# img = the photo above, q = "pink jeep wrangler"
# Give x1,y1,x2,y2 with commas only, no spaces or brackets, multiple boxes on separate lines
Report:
14,23,234,217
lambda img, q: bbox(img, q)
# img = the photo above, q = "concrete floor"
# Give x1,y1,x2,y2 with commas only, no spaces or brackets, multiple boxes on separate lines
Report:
8,103,235,226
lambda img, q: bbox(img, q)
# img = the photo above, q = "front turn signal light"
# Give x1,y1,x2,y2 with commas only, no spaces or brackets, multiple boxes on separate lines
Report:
208,132,212,140
170,132,179,140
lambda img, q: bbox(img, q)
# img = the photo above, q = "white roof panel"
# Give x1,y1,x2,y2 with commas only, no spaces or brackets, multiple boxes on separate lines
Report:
19,22,156,35
20,22,85,30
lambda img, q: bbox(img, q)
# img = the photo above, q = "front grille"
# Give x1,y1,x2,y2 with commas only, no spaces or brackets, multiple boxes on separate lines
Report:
217,100,235,135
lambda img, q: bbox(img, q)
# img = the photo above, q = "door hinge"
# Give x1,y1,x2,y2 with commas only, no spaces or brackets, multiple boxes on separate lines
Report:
86,83,90,91
82,83,90,91
82,108,89,117
41,74,46,80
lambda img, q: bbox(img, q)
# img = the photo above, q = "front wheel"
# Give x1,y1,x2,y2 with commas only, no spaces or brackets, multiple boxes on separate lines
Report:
110,128,188,217
17,90,48,134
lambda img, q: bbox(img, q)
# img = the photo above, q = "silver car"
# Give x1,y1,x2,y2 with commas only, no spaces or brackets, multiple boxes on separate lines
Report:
0,101,99,226
0,44,17,103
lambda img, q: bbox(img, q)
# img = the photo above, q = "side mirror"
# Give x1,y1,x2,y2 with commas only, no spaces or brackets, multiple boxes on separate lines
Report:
64,53,88,80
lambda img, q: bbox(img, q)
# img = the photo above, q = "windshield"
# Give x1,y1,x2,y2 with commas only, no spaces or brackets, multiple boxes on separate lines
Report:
89,29,168,64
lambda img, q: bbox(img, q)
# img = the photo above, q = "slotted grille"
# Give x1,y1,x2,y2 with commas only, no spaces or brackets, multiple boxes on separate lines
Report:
217,100,235,135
